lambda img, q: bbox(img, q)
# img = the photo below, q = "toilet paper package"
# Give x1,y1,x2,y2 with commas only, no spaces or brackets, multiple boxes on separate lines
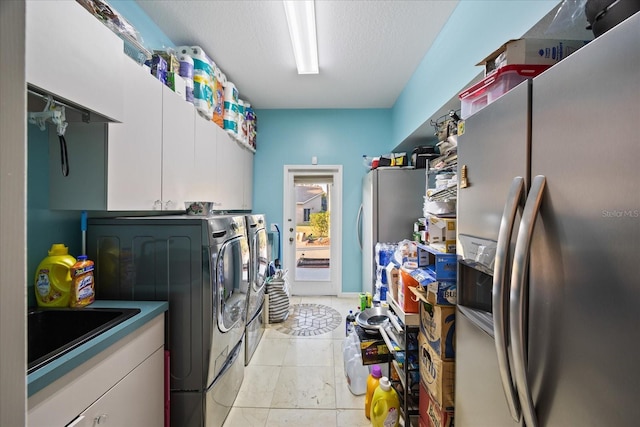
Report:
223,81,239,135
190,46,214,119
211,67,225,128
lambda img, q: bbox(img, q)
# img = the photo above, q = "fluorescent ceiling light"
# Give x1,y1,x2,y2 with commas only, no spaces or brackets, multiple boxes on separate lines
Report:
283,0,319,74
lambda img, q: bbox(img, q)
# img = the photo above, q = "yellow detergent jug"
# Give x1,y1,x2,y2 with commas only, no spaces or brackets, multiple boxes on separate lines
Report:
34,244,76,307
365,365,383,419
370,376,400,427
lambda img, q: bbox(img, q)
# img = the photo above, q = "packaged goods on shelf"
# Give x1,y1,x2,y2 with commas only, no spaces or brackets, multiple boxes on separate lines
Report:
419,333,455,411
419,302,456,360
419,383,454,427
477,38,590,76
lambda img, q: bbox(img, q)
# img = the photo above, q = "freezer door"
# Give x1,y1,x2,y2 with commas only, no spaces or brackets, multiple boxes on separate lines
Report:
361,168,425,293
361,171,374,292
456,308,521,427
528,14,640,426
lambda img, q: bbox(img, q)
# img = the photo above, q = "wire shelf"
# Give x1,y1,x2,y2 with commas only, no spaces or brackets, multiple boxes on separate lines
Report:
428,185,457,202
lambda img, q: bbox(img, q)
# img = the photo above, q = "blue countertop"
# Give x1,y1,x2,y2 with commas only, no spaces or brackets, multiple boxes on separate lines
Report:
27,300,168,397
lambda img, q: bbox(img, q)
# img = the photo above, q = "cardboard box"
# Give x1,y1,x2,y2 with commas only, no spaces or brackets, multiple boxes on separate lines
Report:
477,38,589,75
414,251,457,281
385,263,399,302
355,325,390,365
399,268,420,313
420,383,454,427
419,333,455,411
427,216,456,250
426,281,457,306
420,302,456,360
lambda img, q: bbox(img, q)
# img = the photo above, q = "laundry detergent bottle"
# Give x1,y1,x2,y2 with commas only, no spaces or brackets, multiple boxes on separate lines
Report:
34,244,76,307
370,376,400,427
365,364,383,419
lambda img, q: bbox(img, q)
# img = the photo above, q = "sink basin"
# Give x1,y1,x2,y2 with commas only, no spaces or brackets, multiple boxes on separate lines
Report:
28,307,140,374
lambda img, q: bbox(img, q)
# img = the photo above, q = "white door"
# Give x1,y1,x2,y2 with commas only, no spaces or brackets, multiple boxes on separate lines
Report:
283,165,342,296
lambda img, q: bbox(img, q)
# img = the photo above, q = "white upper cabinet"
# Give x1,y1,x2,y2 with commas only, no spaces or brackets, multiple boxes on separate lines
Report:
242,146,254,210
106,58,163,210
162,85,196,211
26,0,124,122
216,130,245,210
192,115,220,206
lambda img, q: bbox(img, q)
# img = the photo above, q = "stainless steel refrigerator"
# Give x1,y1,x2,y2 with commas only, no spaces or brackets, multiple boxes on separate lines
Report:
359,167,425,293
455,13,639,427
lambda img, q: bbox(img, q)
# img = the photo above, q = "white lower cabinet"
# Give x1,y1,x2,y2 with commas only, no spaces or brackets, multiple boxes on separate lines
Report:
28,315,165,427
71,348,164,427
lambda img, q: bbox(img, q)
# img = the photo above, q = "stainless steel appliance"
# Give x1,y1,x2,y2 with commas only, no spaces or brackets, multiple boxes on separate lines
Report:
455,14,640,426
358,167,425,293
244,214,267,365
87,214,249,427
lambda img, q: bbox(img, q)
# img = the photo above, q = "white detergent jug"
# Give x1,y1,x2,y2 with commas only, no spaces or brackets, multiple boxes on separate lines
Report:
346,352,369,395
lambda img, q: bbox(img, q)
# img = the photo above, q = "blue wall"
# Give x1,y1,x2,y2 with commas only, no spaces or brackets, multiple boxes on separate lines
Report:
253,109,392,293
391,0,560,145
27,125,83,307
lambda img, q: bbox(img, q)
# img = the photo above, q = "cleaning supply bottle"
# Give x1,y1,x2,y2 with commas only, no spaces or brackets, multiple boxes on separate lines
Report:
365,365,383,419
346,310,356,336
370,376,400,427
70,255,95,307
34,244,76,307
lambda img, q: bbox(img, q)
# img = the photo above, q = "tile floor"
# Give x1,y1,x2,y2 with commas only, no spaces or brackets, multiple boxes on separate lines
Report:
223,295,371,427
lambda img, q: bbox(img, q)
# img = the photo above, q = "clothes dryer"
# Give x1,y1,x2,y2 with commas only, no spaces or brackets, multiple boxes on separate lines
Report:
88,214,249,427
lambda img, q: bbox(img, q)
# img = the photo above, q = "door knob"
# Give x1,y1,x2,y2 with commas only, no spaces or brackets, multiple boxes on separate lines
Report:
289,237,294,242
289,228,294,232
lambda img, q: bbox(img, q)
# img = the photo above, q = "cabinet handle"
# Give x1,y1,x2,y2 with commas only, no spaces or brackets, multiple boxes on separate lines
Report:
94,414,108,424
66,415,85,427
164,200,173,210
153,200,161,210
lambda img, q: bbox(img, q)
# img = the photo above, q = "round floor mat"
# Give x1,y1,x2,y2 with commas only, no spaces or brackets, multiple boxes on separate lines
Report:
272,303,342,336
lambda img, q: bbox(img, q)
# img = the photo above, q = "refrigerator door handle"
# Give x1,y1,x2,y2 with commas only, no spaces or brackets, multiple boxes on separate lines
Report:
356,204,363,250
510,175,546,427
493,176,525,423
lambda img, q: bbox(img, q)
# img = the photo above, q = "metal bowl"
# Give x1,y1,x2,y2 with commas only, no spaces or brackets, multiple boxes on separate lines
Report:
184,201,214,216
356,306,390,334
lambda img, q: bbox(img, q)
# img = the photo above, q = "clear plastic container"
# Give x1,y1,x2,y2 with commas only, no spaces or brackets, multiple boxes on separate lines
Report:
459,64,550,119
346,352,369,395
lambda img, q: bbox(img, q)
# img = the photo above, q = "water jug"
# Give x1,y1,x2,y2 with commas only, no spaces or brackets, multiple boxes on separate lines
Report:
345,352,369,395
365,364,383,419
34,244,76,307
370,376,400,427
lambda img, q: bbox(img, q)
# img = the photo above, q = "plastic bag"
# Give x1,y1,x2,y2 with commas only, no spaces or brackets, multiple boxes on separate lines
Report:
546,0,588,34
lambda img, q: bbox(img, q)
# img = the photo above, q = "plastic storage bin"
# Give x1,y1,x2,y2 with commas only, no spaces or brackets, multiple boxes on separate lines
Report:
458,64,550,119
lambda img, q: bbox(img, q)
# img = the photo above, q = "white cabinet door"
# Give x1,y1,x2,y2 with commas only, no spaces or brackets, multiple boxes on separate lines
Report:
216,129,244,210
193,116,219,205
107,58,163,210
162,86,195,211
26,0,123,121
242,146,254,210
74,348,164,427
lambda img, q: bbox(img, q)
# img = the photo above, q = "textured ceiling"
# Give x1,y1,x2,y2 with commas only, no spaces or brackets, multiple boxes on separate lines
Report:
135,0,460,109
